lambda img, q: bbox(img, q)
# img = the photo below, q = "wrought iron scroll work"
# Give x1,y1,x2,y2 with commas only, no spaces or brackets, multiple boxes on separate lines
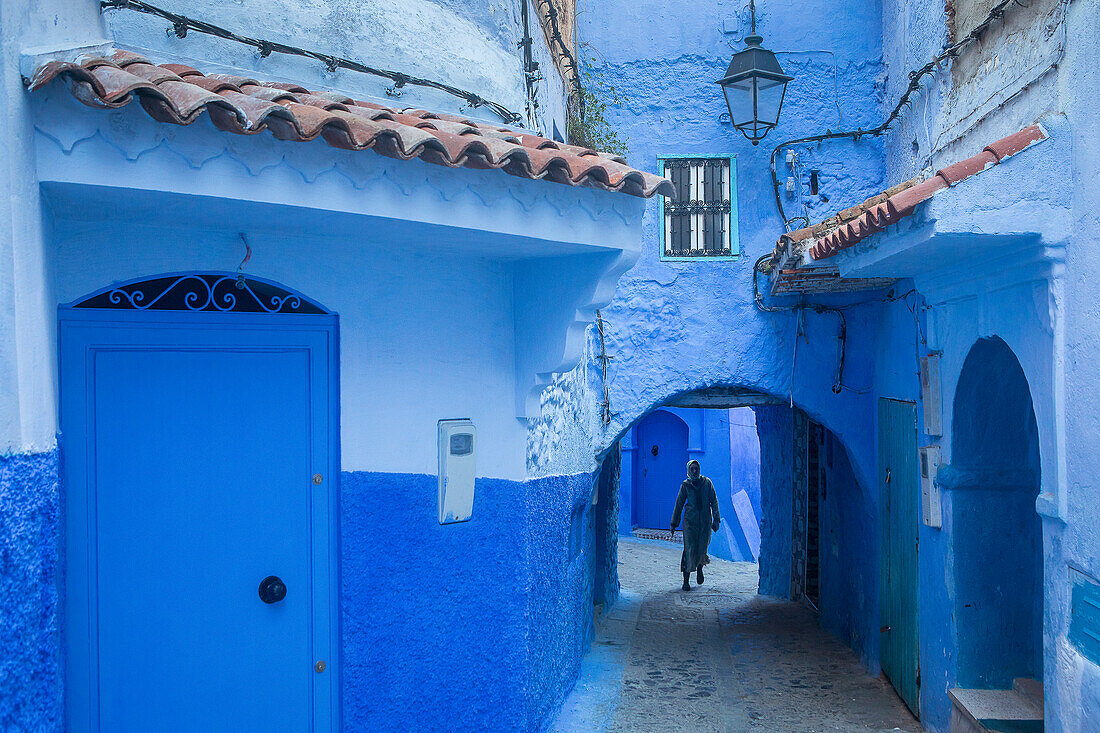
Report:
74,273,327,314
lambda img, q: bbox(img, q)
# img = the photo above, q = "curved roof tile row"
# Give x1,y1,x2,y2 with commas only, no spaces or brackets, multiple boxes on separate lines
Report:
30,49,674,199
771,124,1047,264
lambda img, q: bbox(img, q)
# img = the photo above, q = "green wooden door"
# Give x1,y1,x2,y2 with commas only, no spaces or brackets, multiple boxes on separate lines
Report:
879,398,920,717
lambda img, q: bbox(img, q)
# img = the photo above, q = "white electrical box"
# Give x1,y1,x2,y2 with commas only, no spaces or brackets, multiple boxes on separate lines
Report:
438,419,476,525
920,354,942,436
919,445,942,528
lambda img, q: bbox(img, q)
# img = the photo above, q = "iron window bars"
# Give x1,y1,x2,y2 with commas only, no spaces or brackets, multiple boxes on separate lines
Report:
659,156,738,260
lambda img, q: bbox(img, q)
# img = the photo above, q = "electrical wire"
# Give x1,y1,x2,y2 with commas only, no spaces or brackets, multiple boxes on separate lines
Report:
518,0,543,133
767,0,1029,232
100,0,523,123
535,0,585,120
753,254,849,394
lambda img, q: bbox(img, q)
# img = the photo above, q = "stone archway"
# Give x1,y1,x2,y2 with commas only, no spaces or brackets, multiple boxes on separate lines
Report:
604,383,880,666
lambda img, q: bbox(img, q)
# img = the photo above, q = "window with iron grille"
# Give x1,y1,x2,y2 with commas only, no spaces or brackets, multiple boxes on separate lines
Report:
659,156,738,260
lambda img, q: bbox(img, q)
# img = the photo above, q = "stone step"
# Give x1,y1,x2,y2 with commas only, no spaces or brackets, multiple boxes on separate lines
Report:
1012,678,1044,710
949,685,1044,733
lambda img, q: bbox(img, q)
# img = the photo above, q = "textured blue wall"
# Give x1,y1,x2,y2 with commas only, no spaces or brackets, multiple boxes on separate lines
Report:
0,450,61,732
524,472,601,729
755,406,793,598
341,469,600,732
591,446,621,612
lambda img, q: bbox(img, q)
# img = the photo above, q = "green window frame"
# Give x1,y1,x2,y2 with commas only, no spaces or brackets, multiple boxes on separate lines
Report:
658,155,739,261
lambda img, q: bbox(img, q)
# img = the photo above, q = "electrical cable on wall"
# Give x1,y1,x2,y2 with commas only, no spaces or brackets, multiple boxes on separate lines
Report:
535,0,585,120
765,0,1046,233
750,0,1062,394
100,0,523,123
518,0,543,133
752,254,850,394
595,310,614,425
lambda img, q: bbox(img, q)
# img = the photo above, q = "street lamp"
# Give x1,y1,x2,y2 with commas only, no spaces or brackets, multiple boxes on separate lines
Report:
716,0,792,145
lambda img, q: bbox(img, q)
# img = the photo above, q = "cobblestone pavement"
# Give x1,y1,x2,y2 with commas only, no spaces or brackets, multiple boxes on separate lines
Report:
553,538,923,733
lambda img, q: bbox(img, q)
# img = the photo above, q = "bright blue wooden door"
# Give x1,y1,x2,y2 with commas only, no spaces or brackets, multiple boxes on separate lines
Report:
60,309,339,732
878,398,920,717
636,410,689,528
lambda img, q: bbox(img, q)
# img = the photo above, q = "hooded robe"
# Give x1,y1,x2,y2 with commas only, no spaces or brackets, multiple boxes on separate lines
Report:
671,464,721,573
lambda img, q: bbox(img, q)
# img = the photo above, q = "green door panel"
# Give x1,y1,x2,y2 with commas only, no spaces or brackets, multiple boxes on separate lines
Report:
879,398,920,717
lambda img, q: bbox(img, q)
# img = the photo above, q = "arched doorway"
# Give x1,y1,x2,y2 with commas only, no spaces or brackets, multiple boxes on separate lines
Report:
58,273,340,730
633,409,690,529
951,337,1042,689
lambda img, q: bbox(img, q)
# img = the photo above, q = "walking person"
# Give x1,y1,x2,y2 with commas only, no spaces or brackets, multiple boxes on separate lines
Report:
670,460,721,591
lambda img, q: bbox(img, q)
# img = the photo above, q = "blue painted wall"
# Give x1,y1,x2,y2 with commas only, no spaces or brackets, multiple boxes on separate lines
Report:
524,472,603,729
341,469,602,732
0,451,61,732
591,446,621,612
755,406,793,598
729,407,762,521
817,430,878,670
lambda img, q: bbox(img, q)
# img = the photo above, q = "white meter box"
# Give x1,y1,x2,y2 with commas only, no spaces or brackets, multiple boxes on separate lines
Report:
919,445,942,528
438,419,476,524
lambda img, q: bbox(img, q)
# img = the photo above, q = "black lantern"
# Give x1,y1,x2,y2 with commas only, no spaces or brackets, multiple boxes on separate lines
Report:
716,0,792,145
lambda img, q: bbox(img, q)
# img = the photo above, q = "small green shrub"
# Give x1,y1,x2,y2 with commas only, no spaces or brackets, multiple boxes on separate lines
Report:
566,59,629,156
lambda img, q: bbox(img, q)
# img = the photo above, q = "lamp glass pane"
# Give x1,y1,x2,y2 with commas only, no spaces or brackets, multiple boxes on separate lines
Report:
722,79,756,127
755,76,787,127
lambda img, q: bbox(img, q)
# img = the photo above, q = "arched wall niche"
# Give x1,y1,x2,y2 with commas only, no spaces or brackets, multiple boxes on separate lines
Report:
947,336,1043,689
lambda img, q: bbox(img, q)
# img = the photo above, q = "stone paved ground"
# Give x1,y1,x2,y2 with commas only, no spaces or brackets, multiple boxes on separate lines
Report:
553,538,923,733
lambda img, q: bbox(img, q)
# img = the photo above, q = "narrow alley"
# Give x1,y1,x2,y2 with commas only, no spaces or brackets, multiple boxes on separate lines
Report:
555,538,923,733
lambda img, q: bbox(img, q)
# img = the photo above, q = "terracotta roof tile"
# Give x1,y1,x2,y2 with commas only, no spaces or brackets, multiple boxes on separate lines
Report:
768,124,1048,264
29,50,673,199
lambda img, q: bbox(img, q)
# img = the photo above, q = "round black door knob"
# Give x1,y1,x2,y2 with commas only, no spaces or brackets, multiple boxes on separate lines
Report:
258,575,287,604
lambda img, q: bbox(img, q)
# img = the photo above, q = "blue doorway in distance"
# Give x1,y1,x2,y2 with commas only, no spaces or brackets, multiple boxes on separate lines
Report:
634,409,690,529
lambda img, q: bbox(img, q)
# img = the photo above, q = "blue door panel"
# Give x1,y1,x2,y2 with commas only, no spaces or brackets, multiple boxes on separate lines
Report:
94,348,312,730
60,310,339,732
636,411,689,529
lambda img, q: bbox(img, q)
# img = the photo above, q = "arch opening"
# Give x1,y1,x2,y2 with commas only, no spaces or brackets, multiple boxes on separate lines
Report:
950,336,1043,689
612,383,876,664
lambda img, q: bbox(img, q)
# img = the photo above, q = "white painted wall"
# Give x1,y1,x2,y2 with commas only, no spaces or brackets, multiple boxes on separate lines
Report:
47,216,532,478
0,0,107,454
0,0,640,479
102,0,568,134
